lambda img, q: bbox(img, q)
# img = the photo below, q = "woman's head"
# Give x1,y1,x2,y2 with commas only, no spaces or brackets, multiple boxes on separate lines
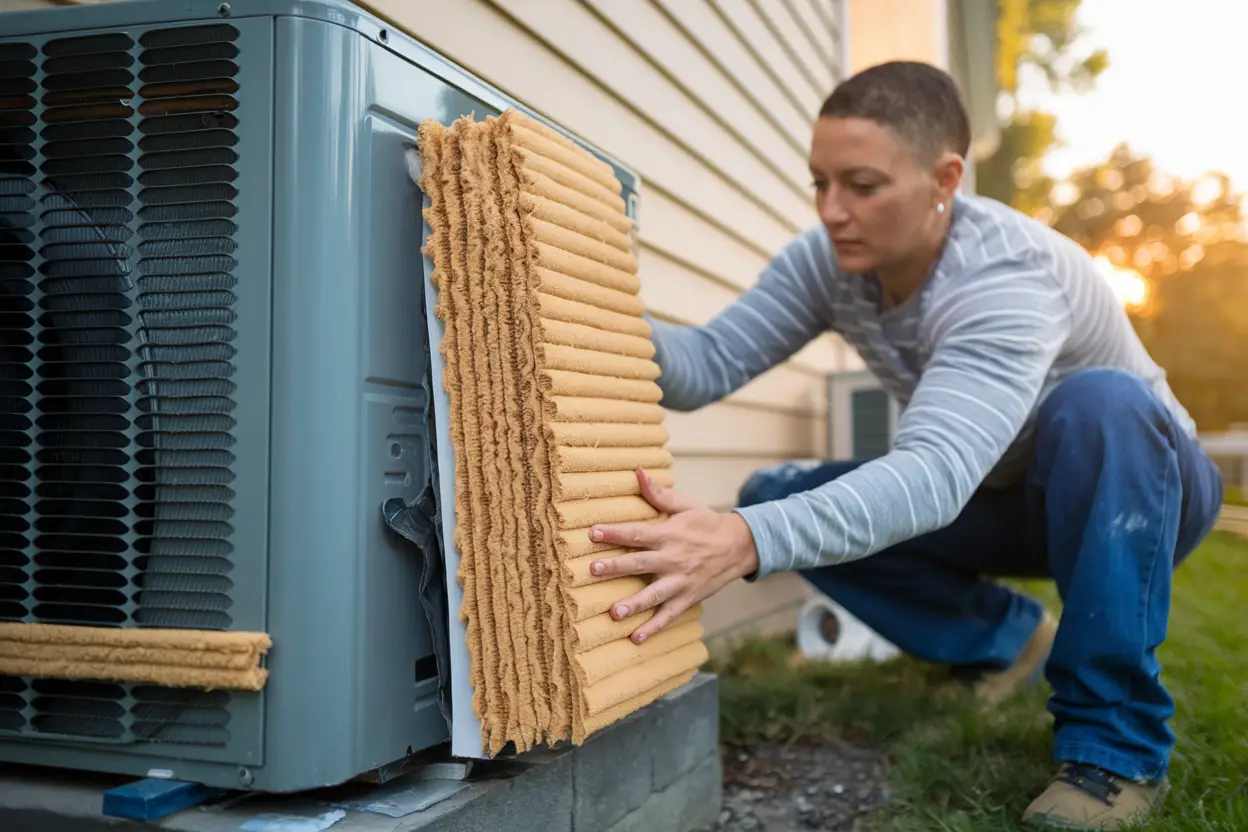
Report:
811,61,969,276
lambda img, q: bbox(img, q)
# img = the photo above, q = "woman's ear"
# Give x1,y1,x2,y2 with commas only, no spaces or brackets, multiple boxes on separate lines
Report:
932,152,965,200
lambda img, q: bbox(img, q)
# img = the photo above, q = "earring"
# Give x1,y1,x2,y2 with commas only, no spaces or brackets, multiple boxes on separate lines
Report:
936,202,946,214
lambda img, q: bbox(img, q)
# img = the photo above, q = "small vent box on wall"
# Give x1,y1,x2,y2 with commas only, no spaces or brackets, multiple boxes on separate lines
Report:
0,0,639,792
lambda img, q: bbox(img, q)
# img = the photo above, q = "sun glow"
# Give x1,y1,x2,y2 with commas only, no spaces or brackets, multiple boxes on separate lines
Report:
1093,254,1150,310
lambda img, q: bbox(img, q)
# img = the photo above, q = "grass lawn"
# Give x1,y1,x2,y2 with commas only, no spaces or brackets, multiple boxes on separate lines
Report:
1225,485,1246,507
709,531,1248,830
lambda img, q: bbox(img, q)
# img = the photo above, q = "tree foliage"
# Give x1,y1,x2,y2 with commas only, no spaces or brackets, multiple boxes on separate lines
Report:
978,0,1107,210
981,1,1248,430
1039,146,1248,429
1044,144,1245,281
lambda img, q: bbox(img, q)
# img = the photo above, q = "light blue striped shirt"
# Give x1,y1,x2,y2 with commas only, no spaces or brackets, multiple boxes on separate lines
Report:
649,193,1195,579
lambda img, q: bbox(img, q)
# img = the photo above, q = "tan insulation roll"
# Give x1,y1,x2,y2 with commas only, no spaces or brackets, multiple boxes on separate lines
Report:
535,242,640,295
576,619,705,687
553,468,677,502
521,169,634,234
566,577,649,622
531,217,638,274
562,549,628,587
556,519,666,560
419,108,706,753
536,267,646,317
547,422,669,448
553,495,660,529
538,292,654,341
539,316,656,363
582,640,709,717
541,369,663,403
554,445,674,474
510,123,621,192
574,605,702,653
525,193,633,252
0,623,271,691
518,150,626,214
584,669,698,735
546,396,666,425
538,343,660,381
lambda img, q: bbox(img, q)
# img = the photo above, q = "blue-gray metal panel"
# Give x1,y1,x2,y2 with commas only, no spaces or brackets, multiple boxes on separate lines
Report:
264,15,482,790
203,11,274,771
851,389,892,460
267,15,374,790
353,109,448,766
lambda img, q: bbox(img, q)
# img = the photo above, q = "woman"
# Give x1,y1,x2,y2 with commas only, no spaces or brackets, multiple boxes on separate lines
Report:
586,61,1223,830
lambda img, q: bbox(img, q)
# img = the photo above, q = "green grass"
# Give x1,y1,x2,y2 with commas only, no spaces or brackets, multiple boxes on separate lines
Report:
709,532,1248,831
1224,486,1246,507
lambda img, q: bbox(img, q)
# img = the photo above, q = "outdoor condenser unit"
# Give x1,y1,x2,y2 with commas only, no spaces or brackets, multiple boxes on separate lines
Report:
0,0,640,792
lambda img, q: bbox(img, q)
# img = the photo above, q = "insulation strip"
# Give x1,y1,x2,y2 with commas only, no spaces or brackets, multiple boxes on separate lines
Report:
0,623,270,691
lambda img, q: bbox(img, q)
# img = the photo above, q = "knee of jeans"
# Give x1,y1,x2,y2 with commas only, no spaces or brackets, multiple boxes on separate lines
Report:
1039,368,1159,431
737,467,779,508
737,461,810,507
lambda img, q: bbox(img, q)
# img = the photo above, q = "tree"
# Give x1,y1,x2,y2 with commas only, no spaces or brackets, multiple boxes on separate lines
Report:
1044,144,1245,282
977,0,1108,212
1043,146,1248,431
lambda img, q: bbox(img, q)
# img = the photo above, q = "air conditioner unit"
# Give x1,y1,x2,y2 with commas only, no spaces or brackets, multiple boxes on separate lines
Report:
0,0,639,793
826,370,899,461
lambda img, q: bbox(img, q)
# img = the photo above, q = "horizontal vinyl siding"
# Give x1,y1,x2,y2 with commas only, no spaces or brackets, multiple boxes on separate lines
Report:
366,0,849,640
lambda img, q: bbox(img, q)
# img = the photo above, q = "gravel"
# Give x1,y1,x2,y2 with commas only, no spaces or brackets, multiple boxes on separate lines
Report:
701,738,891,831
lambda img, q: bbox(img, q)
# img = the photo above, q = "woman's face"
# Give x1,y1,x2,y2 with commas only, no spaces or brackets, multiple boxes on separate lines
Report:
808,116,955,275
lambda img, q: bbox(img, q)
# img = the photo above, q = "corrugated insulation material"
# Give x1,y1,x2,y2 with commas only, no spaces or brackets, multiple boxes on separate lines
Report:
0,622,270,691
418,110,707,755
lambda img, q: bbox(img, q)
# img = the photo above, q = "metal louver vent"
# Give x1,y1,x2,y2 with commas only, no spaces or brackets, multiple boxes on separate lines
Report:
0,24,243,748
131,23,241,631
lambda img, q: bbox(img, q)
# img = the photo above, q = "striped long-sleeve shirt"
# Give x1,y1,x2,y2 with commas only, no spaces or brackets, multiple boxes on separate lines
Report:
649,193,1196,580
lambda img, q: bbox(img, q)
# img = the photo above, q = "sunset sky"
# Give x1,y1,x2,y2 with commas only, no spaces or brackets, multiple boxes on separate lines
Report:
1017,0,1248,192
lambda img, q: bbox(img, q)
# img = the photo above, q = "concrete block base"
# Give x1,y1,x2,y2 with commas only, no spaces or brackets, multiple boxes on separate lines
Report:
0,673,721,832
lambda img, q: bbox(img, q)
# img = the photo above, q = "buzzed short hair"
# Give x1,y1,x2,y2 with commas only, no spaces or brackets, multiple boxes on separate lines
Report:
820,61,971,160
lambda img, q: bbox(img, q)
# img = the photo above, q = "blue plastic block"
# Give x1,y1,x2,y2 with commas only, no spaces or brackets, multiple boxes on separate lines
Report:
101,778,228,822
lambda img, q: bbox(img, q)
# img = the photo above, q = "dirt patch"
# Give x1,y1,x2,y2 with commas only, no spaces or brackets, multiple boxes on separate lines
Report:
702,738,891,831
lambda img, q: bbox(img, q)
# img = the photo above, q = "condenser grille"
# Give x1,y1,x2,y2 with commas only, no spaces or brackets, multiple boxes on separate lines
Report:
0,23,246,749
0,42,39,624
0,675,231,746
33,30,139,628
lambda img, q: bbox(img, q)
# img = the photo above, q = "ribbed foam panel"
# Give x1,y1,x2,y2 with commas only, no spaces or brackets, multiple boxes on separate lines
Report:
418,111,707,754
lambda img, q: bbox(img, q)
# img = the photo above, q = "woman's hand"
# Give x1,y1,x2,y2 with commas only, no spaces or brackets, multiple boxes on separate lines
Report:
588,468,760,644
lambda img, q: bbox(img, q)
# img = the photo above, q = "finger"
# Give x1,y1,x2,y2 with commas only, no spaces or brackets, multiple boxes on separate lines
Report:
631,597,691,644
590,518,663,549
609,575,680,621
636,467,700,514
589,549,662,579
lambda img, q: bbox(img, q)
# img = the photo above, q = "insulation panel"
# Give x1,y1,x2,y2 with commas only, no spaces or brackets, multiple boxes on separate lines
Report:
417,110,706,754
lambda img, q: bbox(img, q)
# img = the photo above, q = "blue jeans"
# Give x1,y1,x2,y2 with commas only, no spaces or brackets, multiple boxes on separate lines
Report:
737,369,1224,782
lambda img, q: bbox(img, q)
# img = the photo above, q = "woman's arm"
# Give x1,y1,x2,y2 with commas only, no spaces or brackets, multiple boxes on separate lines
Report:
649,227,837,411
736,255,1073,577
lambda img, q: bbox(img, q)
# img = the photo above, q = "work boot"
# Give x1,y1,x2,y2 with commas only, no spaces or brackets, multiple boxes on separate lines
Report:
973,608,1058,705
1023,762,1169,829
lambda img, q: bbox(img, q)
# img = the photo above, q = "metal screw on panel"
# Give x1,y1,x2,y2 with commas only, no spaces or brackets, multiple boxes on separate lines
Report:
379,29,390,43
237,766,254,786
218,3,231,17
